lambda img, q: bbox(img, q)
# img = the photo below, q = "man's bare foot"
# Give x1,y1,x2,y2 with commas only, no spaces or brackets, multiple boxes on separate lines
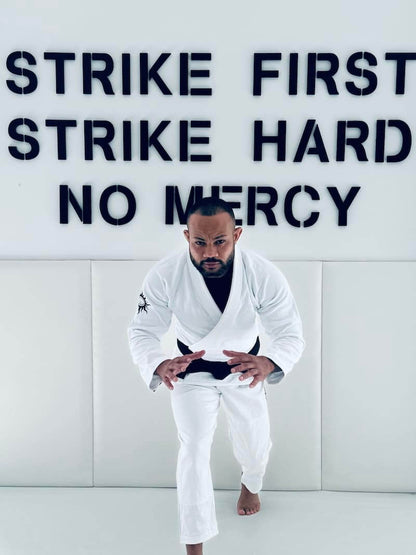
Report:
186,542,202,555
237,483,261,515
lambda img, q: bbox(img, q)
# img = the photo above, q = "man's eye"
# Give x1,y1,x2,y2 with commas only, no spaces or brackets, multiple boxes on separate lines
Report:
195,241,205,246
215,240,225,245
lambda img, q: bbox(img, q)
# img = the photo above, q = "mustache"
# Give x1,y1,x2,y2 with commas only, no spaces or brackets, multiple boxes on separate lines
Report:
203,259,222,264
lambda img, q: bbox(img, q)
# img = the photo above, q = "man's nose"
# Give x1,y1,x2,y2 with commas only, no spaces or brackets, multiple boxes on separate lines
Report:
203,244,219,258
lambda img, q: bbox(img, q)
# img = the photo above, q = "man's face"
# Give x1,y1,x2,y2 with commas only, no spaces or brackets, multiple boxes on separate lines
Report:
184,211,243,278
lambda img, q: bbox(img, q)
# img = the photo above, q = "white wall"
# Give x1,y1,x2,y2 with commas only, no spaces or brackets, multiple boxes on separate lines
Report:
1,258,415,491
1,0,415,260
0,0,415,491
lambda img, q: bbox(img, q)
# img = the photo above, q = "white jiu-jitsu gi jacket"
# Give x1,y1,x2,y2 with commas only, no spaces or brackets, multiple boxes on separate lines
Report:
127,243,305,392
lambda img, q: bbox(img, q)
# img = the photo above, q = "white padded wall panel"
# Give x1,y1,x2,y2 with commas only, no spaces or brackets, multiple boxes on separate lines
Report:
322,263,416,491
0,262,92,486
265,261,321,489
92,261,179,487
93,259,321,489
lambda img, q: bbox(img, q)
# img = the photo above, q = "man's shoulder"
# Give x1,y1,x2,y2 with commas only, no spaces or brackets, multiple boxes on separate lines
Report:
240,246,277,272
240,246,288,288
145,247,187,281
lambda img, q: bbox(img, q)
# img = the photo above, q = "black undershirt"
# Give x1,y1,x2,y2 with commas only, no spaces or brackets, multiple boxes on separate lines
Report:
202,261,234,313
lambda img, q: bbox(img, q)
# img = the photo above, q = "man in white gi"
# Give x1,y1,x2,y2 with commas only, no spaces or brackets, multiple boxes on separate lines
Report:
127,197,305,555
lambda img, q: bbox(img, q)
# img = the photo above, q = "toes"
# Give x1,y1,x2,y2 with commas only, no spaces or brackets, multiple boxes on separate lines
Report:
238,500,261,515
240,505,260,515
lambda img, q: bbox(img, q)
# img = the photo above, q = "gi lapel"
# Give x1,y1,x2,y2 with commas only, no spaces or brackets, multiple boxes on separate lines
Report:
186,248,222,321
186,244,243,358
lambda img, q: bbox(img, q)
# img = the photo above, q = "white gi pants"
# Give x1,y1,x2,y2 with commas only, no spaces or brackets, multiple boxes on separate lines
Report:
170,372,272,545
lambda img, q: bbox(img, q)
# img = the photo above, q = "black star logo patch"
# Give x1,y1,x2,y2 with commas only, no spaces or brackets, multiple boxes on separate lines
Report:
137,292,150,314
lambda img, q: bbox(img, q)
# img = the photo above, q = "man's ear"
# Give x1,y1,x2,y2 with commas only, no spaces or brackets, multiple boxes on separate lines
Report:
184,229,190,243
234,227,243,242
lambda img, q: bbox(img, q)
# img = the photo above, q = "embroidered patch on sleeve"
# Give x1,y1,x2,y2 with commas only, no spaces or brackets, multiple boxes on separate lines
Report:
137,292,150,314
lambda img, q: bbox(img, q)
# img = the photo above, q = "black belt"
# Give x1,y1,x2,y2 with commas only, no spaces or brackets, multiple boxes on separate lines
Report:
176,336,260,380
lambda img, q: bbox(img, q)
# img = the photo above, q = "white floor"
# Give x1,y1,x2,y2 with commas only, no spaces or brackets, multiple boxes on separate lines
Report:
0,488,415,555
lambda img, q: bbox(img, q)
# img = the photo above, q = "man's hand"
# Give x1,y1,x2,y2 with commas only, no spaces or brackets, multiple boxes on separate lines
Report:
155,350,206,390
223,350,275,388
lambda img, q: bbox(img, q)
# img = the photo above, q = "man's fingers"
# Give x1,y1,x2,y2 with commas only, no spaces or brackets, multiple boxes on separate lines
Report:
171,361,195,374
169,355,203,375
174,356,188,365
163,376,174,390
239,369,257,380
231,363,256,373
249,378,261,388
176,350,205,364
223,349,248,363
186,350,206,360
161,350,206,387
168,361,196,377
227,356,253,366
223,349,245,356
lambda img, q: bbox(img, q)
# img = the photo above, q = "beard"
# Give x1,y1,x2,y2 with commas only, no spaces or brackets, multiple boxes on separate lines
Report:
189,248,234,278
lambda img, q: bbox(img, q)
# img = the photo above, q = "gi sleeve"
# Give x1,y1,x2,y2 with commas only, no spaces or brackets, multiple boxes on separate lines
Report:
127,266,173,392
256,262,305,384
265,357,285,385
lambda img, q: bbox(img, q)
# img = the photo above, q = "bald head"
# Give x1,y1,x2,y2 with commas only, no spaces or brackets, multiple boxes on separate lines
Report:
186,196,236,227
